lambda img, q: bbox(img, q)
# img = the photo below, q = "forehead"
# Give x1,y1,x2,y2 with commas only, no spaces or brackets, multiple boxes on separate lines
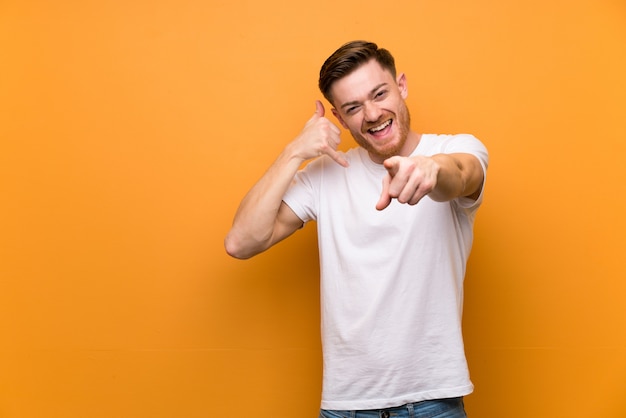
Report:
330,60,395,106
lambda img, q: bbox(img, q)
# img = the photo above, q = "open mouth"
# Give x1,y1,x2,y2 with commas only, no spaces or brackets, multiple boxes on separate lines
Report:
367,119,393,137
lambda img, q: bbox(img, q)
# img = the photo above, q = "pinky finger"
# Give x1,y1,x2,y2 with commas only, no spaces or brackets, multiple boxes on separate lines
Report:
326,148,349,168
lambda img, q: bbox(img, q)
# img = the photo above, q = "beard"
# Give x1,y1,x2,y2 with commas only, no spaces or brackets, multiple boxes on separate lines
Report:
349,100,412,161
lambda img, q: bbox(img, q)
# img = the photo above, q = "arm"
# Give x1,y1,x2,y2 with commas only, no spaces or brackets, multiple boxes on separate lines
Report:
376,152,484,210
225,101,348,259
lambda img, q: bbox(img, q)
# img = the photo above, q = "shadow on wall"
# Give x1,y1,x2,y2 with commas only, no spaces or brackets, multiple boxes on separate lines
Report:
216,222,322,348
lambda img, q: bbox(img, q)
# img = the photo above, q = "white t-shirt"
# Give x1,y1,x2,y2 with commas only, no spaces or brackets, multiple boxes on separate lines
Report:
282,134,489,410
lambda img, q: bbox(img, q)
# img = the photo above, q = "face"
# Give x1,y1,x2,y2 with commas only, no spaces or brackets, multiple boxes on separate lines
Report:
330,59,417,163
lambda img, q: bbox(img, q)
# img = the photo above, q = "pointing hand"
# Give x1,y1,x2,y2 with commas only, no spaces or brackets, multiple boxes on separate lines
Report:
376,156,438,210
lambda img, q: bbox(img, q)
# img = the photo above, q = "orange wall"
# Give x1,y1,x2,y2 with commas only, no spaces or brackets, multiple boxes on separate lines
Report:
1,0,625,417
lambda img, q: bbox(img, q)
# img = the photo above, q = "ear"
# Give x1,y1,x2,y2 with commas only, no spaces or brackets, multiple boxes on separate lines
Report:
331,108,349,129
397,73,408,99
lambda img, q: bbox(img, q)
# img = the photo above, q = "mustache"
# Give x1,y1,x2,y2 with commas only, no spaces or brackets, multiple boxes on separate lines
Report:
362,113,394,132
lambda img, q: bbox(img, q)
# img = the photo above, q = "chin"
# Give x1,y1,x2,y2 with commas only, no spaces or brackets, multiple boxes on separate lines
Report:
353,131,405,157
376,139,404,157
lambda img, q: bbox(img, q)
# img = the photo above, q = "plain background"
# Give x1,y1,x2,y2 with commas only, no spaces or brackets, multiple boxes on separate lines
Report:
1,0,625,417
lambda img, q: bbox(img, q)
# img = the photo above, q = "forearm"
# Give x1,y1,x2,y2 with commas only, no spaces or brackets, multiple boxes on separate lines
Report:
429,153,483,202
224,146,304,259
225,101,346,257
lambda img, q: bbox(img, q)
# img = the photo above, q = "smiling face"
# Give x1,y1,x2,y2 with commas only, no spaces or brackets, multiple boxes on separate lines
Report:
330,59,419,164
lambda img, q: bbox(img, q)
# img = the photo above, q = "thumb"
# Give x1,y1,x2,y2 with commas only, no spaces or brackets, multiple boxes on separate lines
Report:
306,100,326,126
314,100,325,118
376,173,392,211
383,156,401,177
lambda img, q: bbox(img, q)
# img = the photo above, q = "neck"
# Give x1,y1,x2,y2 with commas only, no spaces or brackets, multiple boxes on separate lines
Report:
401,131,422,157
368,131,422,164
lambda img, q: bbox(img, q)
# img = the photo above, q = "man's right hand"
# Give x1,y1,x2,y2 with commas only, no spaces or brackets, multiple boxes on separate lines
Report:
289,101,349,168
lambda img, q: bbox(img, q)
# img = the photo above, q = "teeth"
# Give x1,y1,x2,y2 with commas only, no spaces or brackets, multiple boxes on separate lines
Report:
369,120,391,133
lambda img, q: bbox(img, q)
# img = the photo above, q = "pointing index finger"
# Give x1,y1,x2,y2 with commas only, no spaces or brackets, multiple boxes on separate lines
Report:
376,172,392,211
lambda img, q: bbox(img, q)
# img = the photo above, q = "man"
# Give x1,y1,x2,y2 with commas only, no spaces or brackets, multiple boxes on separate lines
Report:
225,40,488,418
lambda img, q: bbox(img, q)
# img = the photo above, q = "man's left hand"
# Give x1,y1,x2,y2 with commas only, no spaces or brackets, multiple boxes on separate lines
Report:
376,155,440,211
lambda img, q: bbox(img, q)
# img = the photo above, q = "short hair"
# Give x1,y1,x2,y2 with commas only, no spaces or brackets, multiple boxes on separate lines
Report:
318,40,397,105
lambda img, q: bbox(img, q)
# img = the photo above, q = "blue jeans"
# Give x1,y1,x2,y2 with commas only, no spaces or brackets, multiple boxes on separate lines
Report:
319,397,467,418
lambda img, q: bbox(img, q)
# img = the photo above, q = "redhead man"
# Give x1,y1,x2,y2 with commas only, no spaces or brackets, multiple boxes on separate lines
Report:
225,40,488,418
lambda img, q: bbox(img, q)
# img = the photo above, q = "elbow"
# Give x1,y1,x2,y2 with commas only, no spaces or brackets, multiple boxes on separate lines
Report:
224,232,259,260
224,235,248,260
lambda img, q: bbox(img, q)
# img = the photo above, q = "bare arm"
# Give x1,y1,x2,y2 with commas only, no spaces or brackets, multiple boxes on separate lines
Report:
429,153,485,201
225,101,348,259
376,152,484,210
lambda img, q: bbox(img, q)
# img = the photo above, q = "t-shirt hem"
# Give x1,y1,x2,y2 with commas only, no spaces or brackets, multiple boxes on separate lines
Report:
320,383,474,411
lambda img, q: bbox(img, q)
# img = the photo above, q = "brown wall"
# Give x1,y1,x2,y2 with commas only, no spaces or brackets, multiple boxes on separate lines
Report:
1,0,625,416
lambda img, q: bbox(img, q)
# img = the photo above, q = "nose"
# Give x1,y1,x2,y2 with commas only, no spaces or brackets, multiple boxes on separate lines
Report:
363,101,382,123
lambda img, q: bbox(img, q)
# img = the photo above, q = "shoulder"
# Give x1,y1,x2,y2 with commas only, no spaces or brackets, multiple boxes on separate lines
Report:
418,134,488,165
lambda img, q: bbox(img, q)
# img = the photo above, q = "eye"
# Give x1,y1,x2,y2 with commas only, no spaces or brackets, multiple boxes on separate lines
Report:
346,105,360,115
374,90,388,100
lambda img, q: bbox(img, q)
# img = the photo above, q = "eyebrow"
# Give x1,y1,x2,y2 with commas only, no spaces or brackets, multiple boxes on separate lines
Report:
339,83,389,110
